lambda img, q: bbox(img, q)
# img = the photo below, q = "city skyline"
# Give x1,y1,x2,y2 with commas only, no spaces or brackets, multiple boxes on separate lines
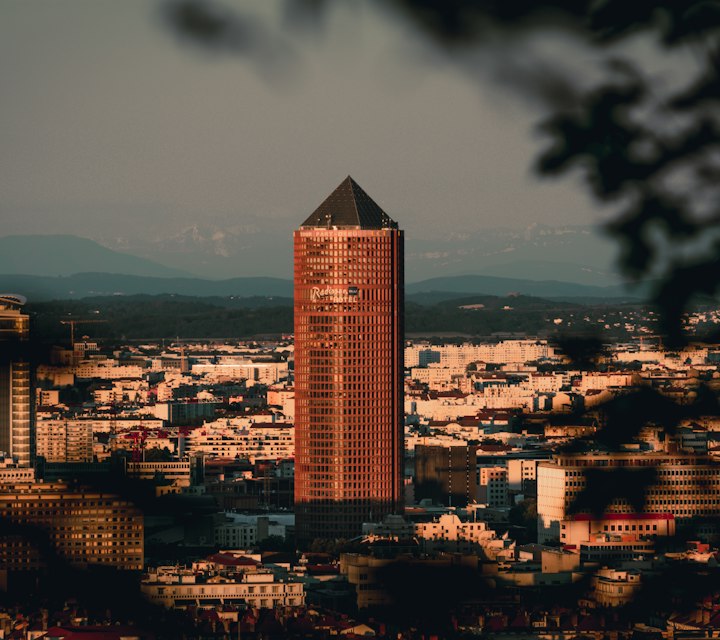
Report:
1,1,719,635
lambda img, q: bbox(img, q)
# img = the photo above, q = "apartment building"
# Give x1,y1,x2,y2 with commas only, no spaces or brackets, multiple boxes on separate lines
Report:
0,482,143,571
36,420,93,463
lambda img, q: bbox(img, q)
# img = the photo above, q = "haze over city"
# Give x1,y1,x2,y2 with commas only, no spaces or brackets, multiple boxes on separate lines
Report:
0,0,620,282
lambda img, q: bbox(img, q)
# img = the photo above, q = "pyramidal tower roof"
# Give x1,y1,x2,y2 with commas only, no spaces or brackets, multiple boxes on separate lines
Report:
301,176,398,229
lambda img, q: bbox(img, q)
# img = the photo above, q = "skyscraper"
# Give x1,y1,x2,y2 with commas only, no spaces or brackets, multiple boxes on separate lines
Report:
294,177,404,542
0,294,33,468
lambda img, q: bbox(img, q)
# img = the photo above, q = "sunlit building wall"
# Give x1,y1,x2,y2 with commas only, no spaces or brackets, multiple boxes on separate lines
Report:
294,177,404,541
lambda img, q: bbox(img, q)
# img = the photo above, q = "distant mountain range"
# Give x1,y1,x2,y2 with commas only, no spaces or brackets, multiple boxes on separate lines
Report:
406,275,644,301
0,235,190,278
2,221,619,282
0,273,293,301
0,271,644,303
405,224,621,286
0,231,645,302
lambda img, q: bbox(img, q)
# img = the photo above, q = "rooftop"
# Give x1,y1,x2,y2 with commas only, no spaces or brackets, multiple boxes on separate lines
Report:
300,176,398,230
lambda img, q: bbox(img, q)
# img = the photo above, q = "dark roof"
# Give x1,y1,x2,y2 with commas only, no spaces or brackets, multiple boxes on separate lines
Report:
301,176,397,229
206,552,259,566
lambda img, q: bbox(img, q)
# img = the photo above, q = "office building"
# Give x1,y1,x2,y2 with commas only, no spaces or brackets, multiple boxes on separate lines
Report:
294,176,404,541
0,294,33,467
537,452,720,542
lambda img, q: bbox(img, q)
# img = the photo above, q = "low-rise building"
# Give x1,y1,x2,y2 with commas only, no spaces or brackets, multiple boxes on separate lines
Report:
141,555,304,610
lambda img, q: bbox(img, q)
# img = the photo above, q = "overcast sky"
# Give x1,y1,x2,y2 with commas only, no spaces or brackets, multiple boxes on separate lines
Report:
0,0,616,251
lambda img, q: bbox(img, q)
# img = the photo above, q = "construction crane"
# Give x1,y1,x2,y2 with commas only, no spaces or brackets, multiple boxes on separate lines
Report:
130,427,148,462
59,318,107,346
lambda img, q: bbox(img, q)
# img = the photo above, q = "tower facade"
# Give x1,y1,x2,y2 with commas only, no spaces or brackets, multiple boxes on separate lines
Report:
294,177,404,542
0,295,33,468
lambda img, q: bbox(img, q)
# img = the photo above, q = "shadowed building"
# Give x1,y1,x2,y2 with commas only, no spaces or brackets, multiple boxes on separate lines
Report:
294,177,404,542
415,444,480,507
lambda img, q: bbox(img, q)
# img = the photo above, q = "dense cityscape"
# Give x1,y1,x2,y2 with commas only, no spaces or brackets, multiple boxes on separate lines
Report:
0,179,719,639
4,1,720,638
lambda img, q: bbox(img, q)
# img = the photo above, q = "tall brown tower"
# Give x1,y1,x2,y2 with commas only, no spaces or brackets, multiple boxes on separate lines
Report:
294,176,404,543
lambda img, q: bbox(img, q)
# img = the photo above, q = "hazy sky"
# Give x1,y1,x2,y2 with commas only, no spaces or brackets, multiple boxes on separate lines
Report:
0,0,611,249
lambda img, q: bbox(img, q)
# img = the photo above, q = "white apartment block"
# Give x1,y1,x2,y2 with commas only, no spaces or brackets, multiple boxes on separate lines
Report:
406,341,556,370
186,422,294,462
363,513,513,559
577,372,637,392
36,421,93,463
519,373,566,393
191,362,288,384
410,366,466,388
93,380,149,405
38,418,164,435
73,360,145,380
266,387,295,420
414,513,512,558
537,452,720,542
37,390,61,407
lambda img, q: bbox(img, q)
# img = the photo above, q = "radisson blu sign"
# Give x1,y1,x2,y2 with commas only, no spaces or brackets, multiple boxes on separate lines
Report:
310,286,359,303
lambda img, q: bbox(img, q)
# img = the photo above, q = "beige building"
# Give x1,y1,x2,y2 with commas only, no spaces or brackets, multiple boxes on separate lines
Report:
125,459,192,487
36,420,93,463
538,452,720,542
591,568,642,607
142,562,304,609
559,513,675,547
477,465,509,507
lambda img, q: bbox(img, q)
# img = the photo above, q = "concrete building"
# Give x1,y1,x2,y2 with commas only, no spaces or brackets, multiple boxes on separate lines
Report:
414,444,479,507
186,421,294,463
0,455,35,482
477,465,510,507
559,512,676,547
142,556,305,609
0,481,143,571
591,568,642,607
538,452,720,542
36,420,93,463
294,177,404,542
150,400,218,425
125,459,193,487
0,294,33,467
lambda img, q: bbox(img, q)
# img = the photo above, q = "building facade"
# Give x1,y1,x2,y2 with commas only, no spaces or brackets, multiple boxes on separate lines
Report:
0,481,143,571
537,452,720,542
294,177,404,541
0,294,33,467
36,420,93,463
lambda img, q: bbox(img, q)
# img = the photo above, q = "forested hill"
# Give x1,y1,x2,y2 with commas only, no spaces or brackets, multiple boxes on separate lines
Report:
26,294,639,342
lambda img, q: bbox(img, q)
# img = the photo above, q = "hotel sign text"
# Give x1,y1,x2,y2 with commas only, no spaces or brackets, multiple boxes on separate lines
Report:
310,286,359,303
